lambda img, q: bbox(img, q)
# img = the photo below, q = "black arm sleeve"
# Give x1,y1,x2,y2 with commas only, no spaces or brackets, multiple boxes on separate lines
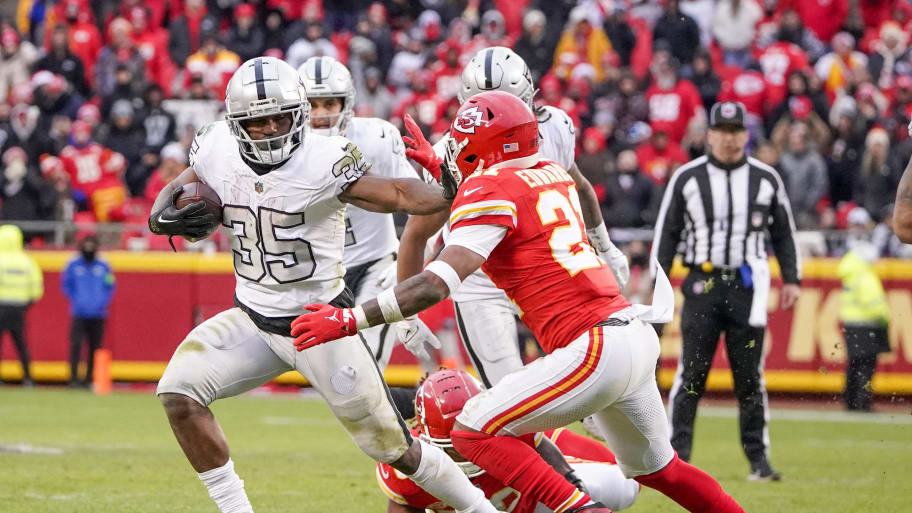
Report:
651,177,686,276
768,182,802,285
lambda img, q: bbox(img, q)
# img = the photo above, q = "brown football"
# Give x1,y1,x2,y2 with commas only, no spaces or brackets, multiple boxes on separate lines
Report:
175,182,223,226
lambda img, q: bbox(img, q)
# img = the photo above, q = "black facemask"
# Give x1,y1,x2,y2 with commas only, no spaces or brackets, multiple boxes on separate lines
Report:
82,249,97,261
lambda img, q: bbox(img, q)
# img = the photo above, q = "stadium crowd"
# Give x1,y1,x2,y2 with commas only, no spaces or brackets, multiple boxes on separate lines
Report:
1,0,911,257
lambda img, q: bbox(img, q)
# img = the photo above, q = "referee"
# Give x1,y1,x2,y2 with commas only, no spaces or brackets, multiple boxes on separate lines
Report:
651,101,801,482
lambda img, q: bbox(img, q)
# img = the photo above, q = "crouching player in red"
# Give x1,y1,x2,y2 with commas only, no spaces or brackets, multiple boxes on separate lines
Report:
377,370,640,512
290,91,744,513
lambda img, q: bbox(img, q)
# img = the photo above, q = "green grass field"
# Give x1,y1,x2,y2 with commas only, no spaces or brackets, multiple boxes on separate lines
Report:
1,387,909,512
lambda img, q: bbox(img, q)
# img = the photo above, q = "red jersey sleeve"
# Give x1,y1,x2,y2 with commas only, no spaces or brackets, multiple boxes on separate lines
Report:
375,463,437,509
449,173,518,232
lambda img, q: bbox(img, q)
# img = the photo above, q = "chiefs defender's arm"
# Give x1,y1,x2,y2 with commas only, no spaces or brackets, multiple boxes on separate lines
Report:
566,162,603,229
397,211,450,283
340,175,450,215
386,500,424,513
362,244,484,324
567,161,631,288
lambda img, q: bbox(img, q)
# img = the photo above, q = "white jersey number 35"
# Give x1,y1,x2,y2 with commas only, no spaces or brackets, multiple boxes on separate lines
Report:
222,206,316,283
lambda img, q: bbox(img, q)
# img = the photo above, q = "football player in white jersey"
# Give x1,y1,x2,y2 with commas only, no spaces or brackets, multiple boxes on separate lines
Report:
398,47,630,389
148,57,502,513
296,56,440,389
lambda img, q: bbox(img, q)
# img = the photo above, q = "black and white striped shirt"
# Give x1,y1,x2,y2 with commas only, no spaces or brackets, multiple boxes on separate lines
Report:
650,155,802,284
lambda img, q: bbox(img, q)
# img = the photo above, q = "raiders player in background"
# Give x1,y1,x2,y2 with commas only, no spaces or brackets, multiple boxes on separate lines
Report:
298,56,439,415
398,47,630,396
148,57,503,513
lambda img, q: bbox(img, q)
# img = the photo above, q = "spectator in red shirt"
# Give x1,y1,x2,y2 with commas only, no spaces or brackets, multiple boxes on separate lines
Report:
645,47,703,144
429,40,463,101
756,34,812,109
59,120,128,222
57,0,102,88
780,0,848,44
168,0,218,68
636,127,690,186
227,3,266,63
128,6,176,96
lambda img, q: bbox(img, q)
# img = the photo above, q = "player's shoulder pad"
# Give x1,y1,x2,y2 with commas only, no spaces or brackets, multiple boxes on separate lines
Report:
322,134,373,182
539,105,576,136
375,463,426,507
450,172,518,228
188,121,228,168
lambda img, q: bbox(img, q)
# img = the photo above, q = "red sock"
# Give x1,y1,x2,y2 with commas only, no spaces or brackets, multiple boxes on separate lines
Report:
452,430,590,513
550,429,617,464
635,453,744,513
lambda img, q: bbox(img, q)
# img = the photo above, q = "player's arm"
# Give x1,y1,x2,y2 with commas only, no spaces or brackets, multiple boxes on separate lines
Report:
290,240,494,350
386,501,424,513
398,211,450,282
567,161,630,288
339,175,450,215
894,154,912,243
147,167,217,241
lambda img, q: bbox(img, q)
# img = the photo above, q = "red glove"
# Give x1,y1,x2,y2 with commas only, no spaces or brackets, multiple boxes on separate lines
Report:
290,304,358,351
402,113,443,179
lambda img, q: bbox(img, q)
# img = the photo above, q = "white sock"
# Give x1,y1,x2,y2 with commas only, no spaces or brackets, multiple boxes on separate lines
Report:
407,440,498,513
197,459,254,513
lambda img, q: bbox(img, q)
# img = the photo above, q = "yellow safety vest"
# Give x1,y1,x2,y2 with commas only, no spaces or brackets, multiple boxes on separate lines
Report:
0,225,43,306
838,250,889,325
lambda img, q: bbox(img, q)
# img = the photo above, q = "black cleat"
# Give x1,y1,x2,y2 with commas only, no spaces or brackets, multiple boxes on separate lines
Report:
748,459,782,482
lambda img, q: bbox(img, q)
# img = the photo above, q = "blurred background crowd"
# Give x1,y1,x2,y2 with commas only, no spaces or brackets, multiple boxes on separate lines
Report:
1,0,911,259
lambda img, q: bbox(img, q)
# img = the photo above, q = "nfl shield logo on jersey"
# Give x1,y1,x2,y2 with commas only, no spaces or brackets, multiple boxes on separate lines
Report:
254,182,264,193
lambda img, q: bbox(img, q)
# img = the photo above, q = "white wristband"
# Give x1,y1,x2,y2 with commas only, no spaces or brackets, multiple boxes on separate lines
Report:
425,260,462,295
351,305,370,330
377,287,404,323
586,222,612,253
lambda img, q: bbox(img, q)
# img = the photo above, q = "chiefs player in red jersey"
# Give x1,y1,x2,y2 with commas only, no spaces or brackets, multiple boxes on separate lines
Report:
377,370,640,513
290,91,744,513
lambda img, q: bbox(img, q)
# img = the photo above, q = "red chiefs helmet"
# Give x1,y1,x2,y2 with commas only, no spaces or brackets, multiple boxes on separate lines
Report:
415,369,485,476
445,90,539,184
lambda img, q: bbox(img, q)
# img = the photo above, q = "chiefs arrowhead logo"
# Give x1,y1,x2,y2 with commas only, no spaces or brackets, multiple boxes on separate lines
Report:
453,106,486,134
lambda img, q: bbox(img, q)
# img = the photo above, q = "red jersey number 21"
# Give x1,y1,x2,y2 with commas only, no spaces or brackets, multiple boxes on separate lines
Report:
535,186,602,276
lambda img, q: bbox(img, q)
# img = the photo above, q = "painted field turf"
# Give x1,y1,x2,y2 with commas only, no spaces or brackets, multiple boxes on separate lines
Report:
0,388,909,512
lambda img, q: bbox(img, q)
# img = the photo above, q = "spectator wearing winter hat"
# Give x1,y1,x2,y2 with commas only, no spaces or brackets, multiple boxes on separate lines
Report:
60,120,128,222
778,121,829,228
0,28,39,105
103,100,148,196
514,9,558,83
857,127,899,219
33,24,90,98
816,32,869,101
684,51,721,112
636,127,690,186
827,103,867,205
128,5,176,96
100,64,145,122
138,85,176,172
884,75,912,141
355,67,395,121
553,7,614,83
183,32,241,102
169,0,219,67
53,0,102,88
766,70,831,138
576,126,612,187
94,17,147,99
1,146,56,226
227,3,266,63
601,149,660,228
645,48,703,144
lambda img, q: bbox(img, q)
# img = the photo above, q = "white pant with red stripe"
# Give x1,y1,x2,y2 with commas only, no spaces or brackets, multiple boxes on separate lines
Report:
456,314,675,478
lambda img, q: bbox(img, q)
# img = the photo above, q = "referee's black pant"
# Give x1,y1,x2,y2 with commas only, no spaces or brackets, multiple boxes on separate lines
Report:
669,269,769,465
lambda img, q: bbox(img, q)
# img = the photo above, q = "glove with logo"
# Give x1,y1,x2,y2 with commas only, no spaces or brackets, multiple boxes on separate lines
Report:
291,304,359,351
395,315,441,361
402,113,443,179
148,185,218,249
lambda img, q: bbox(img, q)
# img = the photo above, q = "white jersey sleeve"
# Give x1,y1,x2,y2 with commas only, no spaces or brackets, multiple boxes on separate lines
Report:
194,125,370,317
536,105,577,171
341,117,415,269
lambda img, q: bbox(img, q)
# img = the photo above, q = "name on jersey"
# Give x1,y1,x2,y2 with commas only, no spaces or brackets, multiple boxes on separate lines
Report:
514,163,573,189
